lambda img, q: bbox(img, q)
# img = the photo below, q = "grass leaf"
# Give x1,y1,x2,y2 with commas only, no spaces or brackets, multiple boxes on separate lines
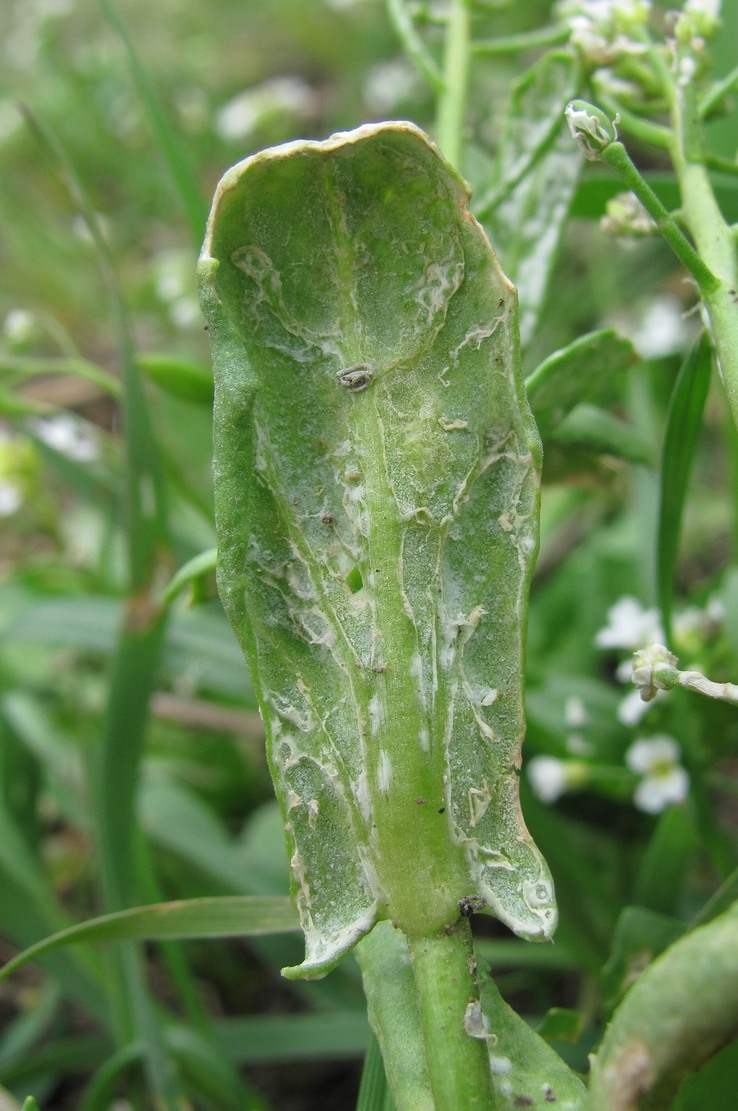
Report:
0,897,299,985
657,333,712,644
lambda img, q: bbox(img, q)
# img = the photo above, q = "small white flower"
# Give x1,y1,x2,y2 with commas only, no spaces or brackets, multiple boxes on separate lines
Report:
626,735,689,813
617,687,663,725
682,0,721,35
557,0,651,61
595,596,664,651
527,756,568,803
565,695,590,728
214,77,312,142
364,59,418,114
566,733,593,756
677,54,698,87
31,415,100,462
3,308,36,343
632,295,692,358
0,480,22,516
685,0,721,15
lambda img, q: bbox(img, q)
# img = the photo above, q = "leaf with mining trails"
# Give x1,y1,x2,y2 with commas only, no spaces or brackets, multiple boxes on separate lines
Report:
200,121,556,979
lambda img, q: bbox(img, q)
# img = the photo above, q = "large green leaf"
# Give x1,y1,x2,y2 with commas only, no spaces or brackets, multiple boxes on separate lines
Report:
200,121,556,978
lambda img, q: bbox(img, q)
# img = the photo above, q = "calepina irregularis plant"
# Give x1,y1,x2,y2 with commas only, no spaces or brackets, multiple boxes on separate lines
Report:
4,1,738,1108
196,0,738,1104
198,1,738,1106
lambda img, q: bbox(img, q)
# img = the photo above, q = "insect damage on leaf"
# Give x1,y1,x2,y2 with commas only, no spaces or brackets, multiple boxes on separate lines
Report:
199,121,556,978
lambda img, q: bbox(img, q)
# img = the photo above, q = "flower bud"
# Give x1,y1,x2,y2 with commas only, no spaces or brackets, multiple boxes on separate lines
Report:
565,100,618,160
632,643,679,701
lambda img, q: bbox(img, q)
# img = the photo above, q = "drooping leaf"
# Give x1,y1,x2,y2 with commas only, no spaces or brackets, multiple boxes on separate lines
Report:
200,121,556,978
526,327,638,436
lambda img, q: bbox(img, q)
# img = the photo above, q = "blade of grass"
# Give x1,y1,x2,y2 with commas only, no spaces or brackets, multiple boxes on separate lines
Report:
19,105,177,1108
657,333,712,644
0,897,298,984
1,355,121,397
356,1033,395,1111
97,0,207,246
215,1012,371,1066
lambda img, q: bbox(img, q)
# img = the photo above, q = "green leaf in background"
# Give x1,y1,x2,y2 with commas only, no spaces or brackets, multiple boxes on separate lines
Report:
600,906,685,1011
137,355,214,406
548,405,654,466
536,1007,585,1044
631,802,699,917
477,51,583,347
657,332,712,645
0,897,299,985
161,547,218,604
588,900,738,1110
526,328,638,436
200,120,556,977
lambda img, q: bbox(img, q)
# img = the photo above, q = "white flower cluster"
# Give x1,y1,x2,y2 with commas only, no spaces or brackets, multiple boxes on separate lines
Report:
591,595,701,811
556,0,651,63
677,0,722,42
153,249,201,330
0,427,23,517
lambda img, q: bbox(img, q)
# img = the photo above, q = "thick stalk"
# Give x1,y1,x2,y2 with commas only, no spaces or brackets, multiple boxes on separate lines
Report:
407,921,496,1110
359,920,497,1111
435,0,471,172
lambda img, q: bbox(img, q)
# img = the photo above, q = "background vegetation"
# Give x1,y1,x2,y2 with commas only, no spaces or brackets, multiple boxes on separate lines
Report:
2,0,738,1107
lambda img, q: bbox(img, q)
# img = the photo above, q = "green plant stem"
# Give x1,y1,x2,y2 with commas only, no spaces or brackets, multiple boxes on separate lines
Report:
600,141,718,291
594,96,673,150
699,61,738,119
669,72,738,431
386,0,443,91
471,23,569,56
406,922,497,1110
436,0,471,172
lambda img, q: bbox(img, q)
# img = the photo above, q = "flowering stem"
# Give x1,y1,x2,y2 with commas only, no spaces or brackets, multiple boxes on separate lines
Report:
436,0,471,172
599,141,718,292
632,644,738,706
677,671,738,705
